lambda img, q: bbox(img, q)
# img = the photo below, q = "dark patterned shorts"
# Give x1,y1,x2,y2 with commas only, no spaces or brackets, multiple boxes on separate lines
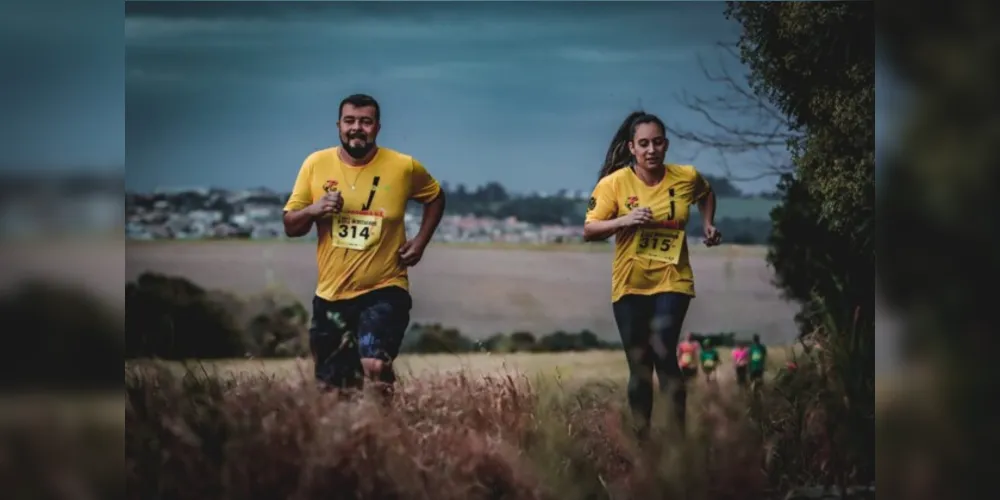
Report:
309,286,412,389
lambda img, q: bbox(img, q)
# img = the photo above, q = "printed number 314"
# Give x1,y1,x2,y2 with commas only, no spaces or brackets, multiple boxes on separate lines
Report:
338,225,370,239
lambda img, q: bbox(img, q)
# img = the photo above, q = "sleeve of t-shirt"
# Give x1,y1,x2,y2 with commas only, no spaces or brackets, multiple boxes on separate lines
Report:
691,167,713,204
283,155,314,212
584,177,617,224
410,158,442,203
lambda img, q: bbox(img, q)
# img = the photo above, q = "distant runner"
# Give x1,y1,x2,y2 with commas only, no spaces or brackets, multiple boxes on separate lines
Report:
699,338,720,382
677,332,700,380
584,110,722,437
732,343,749,386
283,94,446,395
748,334,768,385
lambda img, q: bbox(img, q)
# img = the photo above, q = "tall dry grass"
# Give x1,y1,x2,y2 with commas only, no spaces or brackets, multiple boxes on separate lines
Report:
124,349,872,500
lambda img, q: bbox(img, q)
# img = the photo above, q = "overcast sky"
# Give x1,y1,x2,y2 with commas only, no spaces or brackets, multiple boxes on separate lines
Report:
2,1,880,195
0,0,122,175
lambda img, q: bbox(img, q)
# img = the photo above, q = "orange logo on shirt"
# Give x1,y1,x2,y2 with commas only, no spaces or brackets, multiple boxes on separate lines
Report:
625,196,639,210
323,179,339,192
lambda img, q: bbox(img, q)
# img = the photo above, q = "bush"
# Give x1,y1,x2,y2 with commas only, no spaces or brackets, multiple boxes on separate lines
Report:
401,326,623,355
401,323,476,354
537,330,616,352
233,288,310,358
690,332,739,348
0,280,123,391
125,272,309,360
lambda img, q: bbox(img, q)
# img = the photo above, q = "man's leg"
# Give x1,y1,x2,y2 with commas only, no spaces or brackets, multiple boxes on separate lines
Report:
309,296,363,393
612,295,655,439
355,286,413,396
648,292,692,431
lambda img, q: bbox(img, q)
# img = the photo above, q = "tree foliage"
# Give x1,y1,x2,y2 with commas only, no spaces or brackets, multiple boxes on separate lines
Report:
125,273,310,360
0,281,123,391
724,0,876,487
725,1,875,330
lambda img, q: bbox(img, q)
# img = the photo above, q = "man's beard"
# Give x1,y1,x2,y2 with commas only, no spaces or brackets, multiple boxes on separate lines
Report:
341,134,376,159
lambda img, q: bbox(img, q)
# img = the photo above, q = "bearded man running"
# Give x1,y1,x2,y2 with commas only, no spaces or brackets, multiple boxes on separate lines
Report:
283,94,446,394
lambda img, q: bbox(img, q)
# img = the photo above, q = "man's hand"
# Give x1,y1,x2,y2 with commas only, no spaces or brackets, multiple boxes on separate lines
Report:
618,207,654,228
703,224,722,247
398,237,428,267
308,191,343,218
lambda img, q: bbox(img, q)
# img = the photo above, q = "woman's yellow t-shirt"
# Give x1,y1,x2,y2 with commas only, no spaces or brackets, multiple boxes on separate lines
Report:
584,164,712,303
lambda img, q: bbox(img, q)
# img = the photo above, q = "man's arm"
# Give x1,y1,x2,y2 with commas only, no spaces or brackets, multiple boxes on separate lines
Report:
283,208,317,238
283,156,316,238
284,192,342,237
281,156,344,238
413,190,446,245
398,159,446,266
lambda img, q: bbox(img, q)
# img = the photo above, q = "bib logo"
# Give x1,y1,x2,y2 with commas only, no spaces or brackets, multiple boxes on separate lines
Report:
323,179,339,193
625,196,639,210
587,197,597,211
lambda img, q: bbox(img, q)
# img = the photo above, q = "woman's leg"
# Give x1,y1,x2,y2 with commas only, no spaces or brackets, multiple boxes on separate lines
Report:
648,292,692,430
612,294,655,437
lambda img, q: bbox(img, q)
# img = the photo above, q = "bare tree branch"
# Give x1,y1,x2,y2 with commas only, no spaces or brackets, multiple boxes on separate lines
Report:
669,41,802,185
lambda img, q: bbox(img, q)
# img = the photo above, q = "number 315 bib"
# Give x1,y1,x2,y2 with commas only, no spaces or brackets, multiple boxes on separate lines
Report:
331,211,383,250
634,228,685,265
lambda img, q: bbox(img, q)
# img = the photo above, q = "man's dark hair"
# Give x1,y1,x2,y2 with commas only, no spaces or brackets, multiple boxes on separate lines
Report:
338,94,381,121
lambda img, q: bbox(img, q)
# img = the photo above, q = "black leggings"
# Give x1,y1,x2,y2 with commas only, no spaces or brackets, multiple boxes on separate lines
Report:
612,292,692,433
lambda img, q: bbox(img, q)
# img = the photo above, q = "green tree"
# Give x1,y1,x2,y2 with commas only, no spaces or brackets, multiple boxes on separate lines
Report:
875,3,999,498
725,0,875,337
724,0,875,487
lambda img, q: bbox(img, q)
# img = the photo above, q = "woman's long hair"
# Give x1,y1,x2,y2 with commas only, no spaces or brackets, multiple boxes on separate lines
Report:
597,111,667,181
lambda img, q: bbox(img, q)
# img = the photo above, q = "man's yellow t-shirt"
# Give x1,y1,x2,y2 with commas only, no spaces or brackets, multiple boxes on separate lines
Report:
283,146,442,302
585,164,712,303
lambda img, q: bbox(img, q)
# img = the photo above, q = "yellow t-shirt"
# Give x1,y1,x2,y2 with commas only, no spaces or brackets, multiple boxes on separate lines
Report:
283,146,442,302
585,164,712,303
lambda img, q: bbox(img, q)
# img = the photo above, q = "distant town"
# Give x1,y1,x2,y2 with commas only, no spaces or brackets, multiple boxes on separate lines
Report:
125,185,593,245
0,171,778,245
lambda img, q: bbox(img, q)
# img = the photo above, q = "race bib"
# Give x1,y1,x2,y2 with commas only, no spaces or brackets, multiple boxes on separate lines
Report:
752,352,762,362
703,359,715,369
635,228,685,264
331,211,383,250
680,353,693,366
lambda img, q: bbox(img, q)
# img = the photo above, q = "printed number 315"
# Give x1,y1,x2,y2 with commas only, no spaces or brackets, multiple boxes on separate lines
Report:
639,237,670,251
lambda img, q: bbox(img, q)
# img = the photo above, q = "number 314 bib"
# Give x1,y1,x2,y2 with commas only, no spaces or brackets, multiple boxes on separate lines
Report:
331,211,383,250
634,227,685,265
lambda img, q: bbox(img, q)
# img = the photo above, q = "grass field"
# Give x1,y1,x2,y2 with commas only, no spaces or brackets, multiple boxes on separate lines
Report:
125,240,800,348
125,239,897,374
121,343,877,500
161,346,797,386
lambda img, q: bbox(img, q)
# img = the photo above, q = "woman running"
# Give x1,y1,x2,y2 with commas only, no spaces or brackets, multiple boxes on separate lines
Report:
677,332,700,381
699,338,720,382
732,342,750,386
748,334,768,386
584,110,722,437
